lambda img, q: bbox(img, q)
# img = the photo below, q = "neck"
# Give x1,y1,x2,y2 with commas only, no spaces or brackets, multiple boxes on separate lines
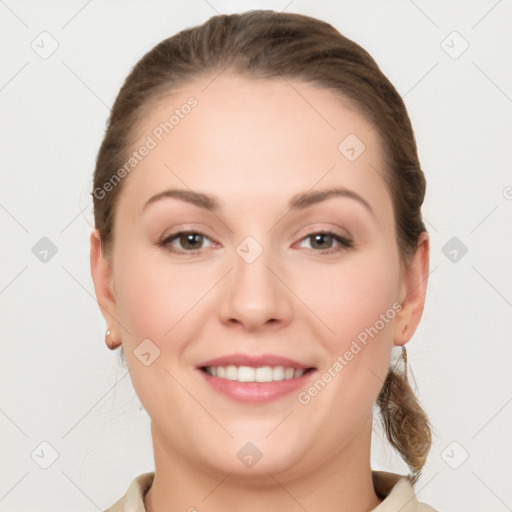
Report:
144,420,382,512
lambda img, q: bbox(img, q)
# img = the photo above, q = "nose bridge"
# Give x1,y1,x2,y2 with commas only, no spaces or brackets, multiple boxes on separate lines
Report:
234,236,273,290
218,232,292,330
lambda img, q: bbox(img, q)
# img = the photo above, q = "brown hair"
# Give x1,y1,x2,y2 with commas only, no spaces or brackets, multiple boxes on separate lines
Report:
92,10,431,484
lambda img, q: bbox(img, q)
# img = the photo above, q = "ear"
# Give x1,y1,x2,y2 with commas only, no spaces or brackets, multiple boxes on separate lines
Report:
90,229,122,350
393,231,430,346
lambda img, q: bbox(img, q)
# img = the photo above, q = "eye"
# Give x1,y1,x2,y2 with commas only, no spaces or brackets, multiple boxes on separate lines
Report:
158,231,215,254
158,229,353,256
297,230,353,254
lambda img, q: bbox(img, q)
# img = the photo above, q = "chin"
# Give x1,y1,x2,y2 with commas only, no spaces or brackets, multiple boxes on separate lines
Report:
198,437,306,481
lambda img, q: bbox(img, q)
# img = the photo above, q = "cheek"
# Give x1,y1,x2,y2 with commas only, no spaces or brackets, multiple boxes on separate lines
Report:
298,248,399,400
297,249,400,345
289,257,398,460
111,248,202,411
113,247,215,349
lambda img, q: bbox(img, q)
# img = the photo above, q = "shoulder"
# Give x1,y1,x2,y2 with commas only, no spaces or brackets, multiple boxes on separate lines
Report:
371,470,438,511
103,472,155,512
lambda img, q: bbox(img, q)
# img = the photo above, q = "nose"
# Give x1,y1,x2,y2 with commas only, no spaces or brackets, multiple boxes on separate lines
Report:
218,245,294,332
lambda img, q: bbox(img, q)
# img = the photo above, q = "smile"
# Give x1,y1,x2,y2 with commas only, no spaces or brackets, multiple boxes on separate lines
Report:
200,365,314,383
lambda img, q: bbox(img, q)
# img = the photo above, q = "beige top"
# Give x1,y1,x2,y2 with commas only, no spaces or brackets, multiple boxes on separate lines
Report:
104,470,438,511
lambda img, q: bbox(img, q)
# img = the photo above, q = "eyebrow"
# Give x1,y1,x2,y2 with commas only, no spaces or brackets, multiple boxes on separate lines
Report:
143,186,374,217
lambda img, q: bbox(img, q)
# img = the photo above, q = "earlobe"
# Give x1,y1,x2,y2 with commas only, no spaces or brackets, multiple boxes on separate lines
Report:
90,229,122,350
393,231,430,347
104,328,120,350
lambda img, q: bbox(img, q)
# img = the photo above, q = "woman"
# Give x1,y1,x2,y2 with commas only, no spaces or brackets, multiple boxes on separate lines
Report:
90,10,437,511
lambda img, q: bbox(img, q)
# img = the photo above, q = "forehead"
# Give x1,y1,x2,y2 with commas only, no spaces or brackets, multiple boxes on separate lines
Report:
119,72,391,220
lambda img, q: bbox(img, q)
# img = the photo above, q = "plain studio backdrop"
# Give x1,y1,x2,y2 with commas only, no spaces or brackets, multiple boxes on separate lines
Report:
1,1,511,511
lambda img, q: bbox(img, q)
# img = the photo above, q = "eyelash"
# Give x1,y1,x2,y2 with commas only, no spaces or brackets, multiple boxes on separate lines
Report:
157,230,353,256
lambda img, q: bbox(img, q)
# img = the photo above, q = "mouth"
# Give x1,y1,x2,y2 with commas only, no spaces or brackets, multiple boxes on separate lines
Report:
195,353,317,403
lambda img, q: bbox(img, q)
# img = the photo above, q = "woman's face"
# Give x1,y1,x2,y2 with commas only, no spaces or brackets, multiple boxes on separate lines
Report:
92,72,427,479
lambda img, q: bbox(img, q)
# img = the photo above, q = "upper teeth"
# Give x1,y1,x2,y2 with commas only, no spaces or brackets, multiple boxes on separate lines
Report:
205,365,306,382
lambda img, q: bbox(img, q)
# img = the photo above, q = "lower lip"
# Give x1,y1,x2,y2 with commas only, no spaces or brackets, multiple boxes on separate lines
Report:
197,369,316,403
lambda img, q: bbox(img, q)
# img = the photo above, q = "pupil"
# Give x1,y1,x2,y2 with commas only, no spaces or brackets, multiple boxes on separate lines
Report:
313,234,331,249
183,233,201,249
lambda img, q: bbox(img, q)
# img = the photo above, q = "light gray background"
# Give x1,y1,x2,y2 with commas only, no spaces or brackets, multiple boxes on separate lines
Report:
1,1,511,510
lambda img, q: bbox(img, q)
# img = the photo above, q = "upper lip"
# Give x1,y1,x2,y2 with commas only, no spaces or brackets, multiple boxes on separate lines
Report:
196,353,315,370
